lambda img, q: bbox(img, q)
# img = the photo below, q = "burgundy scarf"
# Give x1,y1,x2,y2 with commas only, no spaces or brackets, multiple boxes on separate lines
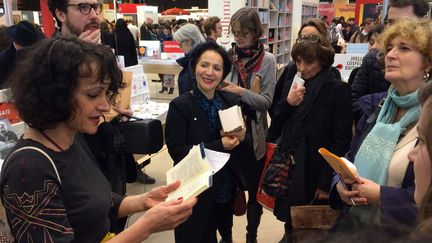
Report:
231,42,265,88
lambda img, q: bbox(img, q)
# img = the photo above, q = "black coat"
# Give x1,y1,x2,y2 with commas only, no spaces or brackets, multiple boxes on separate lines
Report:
267,67,353,222
110,30,138,67
165,91,253,243
351,50,390,102
0,43,17,87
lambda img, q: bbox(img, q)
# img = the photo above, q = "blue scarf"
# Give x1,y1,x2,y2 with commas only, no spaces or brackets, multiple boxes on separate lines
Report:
352,86,420,220
193,86,223,132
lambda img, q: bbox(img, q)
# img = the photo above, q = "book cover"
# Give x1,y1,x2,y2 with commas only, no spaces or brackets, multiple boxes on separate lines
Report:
218,105,245,133
318,148,361,183
166,145,231,201
166,145,212,201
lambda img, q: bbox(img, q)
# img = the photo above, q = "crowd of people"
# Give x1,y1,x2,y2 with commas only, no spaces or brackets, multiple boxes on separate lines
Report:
1,0,432,243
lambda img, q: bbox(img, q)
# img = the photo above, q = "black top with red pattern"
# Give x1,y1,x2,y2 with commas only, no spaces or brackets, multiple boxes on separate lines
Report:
0,135,125,242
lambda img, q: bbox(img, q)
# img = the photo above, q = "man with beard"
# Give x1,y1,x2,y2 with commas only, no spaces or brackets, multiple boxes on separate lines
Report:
47,0,101,43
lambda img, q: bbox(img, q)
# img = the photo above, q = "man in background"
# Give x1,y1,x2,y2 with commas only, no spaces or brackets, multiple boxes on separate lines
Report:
127,19,140,45
203,16,222,43
0,20,43,86
386,0,430,24
140,16,155,40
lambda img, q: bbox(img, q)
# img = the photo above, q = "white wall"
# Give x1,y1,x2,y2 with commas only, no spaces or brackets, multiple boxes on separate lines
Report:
208,0,245,49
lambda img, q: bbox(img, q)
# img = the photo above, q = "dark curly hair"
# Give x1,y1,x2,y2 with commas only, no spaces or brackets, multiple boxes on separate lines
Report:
5,37,124,130
190,41,232,82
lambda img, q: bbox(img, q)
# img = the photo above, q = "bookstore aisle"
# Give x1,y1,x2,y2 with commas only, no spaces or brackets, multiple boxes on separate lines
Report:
126,148,284,243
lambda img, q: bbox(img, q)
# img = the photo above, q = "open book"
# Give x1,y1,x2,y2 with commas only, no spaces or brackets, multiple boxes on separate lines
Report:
218,105,244,133
166,145,231,201
318,148,361,183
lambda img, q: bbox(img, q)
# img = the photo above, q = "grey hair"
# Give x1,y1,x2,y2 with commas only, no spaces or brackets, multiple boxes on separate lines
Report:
173,23,206,47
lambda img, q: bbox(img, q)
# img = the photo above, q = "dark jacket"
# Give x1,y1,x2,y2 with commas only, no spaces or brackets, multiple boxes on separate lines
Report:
0,43,17,87
165,91,252,243
351,50,390,121
268,67,353,222
269,62,342,118
110,30,138,67
329,92,417,226
176,52,194,95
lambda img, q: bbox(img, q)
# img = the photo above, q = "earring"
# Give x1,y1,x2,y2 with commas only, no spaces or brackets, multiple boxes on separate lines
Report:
424,72,430,81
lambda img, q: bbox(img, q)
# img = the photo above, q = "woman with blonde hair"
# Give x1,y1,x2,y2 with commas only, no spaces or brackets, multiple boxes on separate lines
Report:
331,18,432,230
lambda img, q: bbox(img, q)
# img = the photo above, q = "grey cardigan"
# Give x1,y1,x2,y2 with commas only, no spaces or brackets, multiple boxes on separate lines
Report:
226,51,276,160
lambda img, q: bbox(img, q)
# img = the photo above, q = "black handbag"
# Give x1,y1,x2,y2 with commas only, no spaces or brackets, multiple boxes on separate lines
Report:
262,146,295,199
114,117,164,154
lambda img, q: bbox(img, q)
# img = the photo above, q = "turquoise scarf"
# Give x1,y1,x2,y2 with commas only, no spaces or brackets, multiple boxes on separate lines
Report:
352,86,420,221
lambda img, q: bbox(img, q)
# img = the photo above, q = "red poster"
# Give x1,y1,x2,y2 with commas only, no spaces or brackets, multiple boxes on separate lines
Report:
0,103,21,124
318,4,335,25
163,41,183,53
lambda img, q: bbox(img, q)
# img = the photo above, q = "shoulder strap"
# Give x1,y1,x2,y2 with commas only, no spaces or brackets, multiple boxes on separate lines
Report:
2,146,61,184
0,146,61,241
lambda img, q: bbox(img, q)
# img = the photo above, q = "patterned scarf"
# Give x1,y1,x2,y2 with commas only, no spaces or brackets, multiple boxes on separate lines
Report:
193,86,223,132
231,42,265,87
352,85,420,221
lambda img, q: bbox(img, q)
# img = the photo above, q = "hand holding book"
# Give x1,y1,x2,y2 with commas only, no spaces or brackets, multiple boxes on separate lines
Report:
318,148,368,205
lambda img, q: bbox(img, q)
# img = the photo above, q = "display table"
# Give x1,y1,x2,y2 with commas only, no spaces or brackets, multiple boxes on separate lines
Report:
132,101,169,165
140,59,182,75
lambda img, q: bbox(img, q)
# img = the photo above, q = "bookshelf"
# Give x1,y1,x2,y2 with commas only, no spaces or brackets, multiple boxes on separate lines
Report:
243,0,293,69
301,3,318,24
209,0,306,69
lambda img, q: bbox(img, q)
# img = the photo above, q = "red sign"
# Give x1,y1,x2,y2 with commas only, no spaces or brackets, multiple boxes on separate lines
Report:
0,103,21,124
318,4,335,26
163,41,183,53
107,3,146,14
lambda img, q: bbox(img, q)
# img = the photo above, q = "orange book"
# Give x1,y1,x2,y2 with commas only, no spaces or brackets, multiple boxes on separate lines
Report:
318,148,361,183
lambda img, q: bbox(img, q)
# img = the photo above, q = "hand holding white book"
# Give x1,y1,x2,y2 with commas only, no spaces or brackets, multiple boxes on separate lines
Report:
166,145,231,201
218,105,245,133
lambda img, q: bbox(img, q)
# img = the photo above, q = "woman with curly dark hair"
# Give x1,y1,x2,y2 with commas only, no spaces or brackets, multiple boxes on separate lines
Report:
0,37,196,242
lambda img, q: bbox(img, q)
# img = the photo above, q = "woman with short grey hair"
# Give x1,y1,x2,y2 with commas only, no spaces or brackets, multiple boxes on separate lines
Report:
174,23,206,94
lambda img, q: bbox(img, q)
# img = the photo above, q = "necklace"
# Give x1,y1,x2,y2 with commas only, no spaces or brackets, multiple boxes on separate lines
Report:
39,130,65,152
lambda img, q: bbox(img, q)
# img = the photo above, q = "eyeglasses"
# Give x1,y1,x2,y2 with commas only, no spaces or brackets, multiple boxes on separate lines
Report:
232,31,250,38
179,40,189,48
66,3,102,15
296,35,324,45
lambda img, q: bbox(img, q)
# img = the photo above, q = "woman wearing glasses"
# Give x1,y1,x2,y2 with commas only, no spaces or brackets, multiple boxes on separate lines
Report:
267,31,352,242
219,7,276,243
173,23,206,95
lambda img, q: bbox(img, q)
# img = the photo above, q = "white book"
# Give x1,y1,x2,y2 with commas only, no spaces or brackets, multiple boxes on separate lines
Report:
166,145,230,201
218,105,245,133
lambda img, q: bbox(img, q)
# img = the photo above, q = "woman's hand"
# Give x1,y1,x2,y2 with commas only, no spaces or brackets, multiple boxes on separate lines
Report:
336,179,368,206
220,80,246,96
141,180,181,211
141,197,197,233
113,106,133,117
287,83,306,106
221,126,246,142
315,188,329,200
352,177,381,205
221,136,240,150
116,198,197,242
